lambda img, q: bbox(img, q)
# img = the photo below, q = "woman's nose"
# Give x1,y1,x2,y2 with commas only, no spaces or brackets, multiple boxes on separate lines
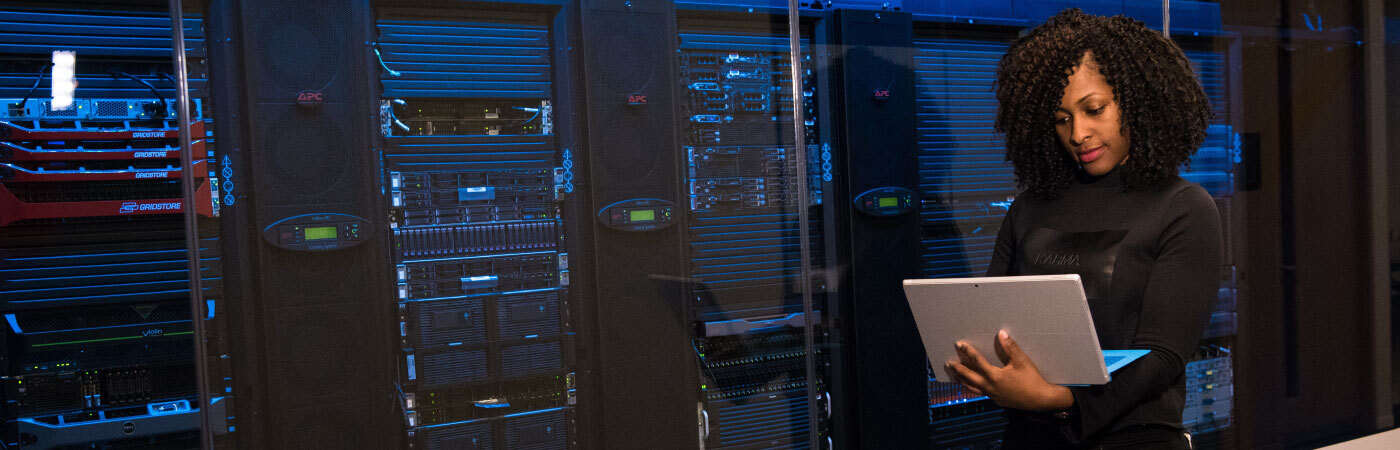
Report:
1072,121,1092,146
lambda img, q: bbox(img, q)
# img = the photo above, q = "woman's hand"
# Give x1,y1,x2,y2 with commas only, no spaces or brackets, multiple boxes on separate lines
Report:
943,330,1075,412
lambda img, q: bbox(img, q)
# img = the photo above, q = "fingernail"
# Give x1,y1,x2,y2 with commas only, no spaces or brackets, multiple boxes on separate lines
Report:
999,330,1008,339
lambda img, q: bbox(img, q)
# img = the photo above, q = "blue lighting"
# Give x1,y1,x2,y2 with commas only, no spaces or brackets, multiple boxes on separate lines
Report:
503,406,566,418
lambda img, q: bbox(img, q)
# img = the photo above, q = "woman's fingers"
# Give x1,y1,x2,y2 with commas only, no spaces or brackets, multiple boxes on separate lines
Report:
945,361,987,395
993,331,1013,365
996,330,1037,370
941,363,985,395
956,341,996,375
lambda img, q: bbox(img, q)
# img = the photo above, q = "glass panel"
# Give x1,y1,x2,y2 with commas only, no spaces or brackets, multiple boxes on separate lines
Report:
0,2,212,448
802,1,1254,449
911,26,1019,447
190,0,819,448
673,6,828,449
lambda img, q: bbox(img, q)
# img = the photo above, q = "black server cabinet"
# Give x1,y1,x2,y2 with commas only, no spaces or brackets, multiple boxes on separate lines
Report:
824,9,927,450
573,0,704,448
206,0,401,448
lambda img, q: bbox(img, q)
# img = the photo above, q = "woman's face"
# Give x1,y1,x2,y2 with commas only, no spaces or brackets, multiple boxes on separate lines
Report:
1054,53,1130,176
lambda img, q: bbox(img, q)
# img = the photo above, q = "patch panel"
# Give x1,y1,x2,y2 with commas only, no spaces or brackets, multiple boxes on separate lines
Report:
1,98,203,122
386,99,549,137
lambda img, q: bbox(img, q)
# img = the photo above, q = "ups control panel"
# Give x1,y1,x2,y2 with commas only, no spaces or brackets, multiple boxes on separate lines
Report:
596,198,676,231
262,213,370,251
853,187,916,217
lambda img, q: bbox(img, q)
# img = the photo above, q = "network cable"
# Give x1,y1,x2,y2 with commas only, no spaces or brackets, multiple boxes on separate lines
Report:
14,62,52,109
109,71,170,119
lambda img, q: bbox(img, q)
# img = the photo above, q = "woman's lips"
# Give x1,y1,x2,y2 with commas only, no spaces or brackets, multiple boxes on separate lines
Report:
1079,146,1104,164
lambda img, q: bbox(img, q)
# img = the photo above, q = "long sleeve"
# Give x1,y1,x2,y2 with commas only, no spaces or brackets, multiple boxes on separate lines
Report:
985,201,1018,277
1066,186,1222,439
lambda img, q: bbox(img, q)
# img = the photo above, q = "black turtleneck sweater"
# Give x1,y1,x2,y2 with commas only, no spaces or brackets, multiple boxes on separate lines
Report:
985,168,1222,447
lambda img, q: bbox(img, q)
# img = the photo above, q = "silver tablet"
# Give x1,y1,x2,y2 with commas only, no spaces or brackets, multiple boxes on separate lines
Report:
903,274,1143,386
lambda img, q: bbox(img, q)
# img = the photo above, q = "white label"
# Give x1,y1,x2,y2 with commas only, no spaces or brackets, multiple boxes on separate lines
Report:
132,132,165,138
50,51,76,110
134,171,168,179
133,151,167,158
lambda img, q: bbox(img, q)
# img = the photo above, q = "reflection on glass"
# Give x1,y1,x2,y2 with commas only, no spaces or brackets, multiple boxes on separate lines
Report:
676,20,827,450
0,5,214,449
912,30,1017,447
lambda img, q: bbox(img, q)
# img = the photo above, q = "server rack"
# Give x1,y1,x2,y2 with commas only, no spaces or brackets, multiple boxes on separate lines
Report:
0,5,218,449
373,4,576,448
673,14,831,449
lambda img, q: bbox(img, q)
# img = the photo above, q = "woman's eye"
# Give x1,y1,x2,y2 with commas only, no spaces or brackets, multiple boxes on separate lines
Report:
1054,116,1069,125
1089,106,1105,115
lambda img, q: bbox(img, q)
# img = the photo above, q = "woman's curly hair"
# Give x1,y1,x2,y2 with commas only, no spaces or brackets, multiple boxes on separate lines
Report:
994,8,1212,198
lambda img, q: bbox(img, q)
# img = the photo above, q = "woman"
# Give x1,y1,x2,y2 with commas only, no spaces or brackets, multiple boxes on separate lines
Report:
941,9,1221,450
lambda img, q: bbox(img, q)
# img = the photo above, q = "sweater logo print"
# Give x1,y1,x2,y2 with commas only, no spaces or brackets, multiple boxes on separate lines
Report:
1020,227,1128,301
1032,252,1081,266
